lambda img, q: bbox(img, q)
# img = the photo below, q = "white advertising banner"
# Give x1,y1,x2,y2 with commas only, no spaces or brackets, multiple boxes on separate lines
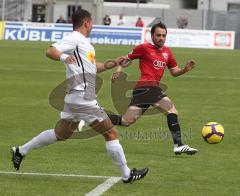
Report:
142,28,235,49
3,22,235,49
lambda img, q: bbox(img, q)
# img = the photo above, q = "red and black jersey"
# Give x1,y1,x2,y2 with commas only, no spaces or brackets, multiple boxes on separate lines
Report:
127,43,177,88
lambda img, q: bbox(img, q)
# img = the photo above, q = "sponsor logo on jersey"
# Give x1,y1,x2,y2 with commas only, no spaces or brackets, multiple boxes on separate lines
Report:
153,60,166,69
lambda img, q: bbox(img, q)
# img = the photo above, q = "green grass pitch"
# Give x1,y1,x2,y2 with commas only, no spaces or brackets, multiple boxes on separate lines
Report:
0,40,240,195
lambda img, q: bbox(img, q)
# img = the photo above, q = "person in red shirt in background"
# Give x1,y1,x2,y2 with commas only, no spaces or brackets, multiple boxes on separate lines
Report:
135,17,144,27
109,22,198,155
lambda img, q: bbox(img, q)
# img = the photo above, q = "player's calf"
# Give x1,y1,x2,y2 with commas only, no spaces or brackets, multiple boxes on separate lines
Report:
107,114,136,127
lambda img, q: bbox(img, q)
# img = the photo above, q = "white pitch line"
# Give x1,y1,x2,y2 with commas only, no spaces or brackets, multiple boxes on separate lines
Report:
184,75,240,80
0,171,121,196
0,67,64,73
85,177,121,196
1,67,239,80
0,171,116,179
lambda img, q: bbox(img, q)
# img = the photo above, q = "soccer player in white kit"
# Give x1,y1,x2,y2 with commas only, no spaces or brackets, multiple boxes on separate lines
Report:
11,9,148,183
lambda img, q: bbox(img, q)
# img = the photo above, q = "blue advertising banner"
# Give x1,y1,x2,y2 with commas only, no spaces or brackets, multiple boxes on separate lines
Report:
4,22,72,42
90,25,142,45
4,22,142,45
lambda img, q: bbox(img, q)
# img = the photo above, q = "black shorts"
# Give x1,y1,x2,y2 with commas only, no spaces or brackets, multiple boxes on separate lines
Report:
129,86,167,111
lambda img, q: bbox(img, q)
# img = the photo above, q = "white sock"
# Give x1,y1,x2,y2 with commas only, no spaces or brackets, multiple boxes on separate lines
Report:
19,129,57,155
106,139,131,180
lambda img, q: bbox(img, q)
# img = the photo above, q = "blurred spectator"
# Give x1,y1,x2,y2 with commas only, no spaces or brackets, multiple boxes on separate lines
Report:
117,14,126,26
13,16,21,21
103,15,111,25
67,16,72,23
56,16,67,23
176,16,188,29
135,17,144,27
38,15,45,23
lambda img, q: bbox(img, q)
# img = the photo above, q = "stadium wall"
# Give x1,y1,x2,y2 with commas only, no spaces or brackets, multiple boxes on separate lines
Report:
2,21,235,49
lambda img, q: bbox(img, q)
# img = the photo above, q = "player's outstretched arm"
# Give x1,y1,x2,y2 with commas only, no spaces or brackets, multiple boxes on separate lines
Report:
96,60,118,73
116,56,132,67
111,55,132,83
46,47,76,64
96,55,132,73
169,60,196,77
111,65,124,83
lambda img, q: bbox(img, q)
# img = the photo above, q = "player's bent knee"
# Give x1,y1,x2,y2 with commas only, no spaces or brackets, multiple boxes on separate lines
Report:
55,135,65,141
54,129,74,141
54,119,77,141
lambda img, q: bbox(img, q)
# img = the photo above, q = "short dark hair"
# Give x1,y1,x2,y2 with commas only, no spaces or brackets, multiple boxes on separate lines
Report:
151,22,167,36
72,9,92,29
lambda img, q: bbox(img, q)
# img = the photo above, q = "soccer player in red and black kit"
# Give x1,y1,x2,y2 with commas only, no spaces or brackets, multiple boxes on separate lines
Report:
109,22,198,155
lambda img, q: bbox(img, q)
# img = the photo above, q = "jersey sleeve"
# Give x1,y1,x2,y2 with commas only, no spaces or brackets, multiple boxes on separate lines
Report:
127,45,145,60
51,34,77,54
167,49,177,69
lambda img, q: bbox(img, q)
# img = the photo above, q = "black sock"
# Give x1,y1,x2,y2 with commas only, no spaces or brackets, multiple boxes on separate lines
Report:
167,113,183,146
108,114,122,125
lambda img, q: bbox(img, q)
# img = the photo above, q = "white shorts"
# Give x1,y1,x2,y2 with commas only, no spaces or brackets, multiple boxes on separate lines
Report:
60,92,108,125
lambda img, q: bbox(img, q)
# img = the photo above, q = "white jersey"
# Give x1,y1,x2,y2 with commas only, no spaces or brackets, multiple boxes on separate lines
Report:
52,31,96,100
